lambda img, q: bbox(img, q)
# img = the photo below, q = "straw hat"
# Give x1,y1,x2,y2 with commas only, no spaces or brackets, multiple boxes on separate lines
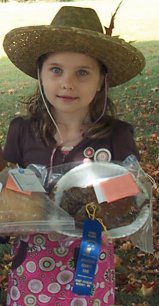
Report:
3,6,145,87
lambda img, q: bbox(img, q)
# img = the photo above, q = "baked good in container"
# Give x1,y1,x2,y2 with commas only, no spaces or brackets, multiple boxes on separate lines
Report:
59,186,140,230
0,188,44,223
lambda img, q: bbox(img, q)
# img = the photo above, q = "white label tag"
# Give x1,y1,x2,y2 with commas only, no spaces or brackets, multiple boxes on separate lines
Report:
8,168,46,192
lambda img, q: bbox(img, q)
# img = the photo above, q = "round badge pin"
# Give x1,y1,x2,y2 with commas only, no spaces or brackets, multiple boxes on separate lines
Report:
94,148,111,162
83,147,95,158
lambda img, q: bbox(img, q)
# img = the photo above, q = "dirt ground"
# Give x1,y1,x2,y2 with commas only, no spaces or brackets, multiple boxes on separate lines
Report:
0,0,159,57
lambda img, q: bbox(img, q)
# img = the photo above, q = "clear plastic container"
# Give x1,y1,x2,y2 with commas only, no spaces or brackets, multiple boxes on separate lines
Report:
0,168,75,235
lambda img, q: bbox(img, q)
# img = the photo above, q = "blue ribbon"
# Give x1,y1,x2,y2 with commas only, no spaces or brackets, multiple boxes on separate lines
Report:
72,218,102,296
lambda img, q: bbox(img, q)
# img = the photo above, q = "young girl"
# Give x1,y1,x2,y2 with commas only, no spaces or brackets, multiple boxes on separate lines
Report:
2,5,145,306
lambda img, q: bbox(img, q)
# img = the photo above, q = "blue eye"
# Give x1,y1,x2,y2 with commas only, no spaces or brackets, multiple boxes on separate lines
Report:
77,69,88,77
51,67,62,74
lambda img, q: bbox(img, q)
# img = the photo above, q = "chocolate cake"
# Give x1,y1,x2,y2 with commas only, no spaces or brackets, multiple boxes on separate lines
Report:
59,186,140,230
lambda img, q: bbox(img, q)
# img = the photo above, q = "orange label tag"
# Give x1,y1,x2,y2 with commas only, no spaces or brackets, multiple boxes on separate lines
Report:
93,172,140,203
5,175,31,195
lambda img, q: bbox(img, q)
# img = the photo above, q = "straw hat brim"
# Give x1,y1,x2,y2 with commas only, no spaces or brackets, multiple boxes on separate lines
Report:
3,26,145,87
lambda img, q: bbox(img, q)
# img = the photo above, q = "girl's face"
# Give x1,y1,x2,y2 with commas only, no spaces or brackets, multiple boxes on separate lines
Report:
40,52,104,118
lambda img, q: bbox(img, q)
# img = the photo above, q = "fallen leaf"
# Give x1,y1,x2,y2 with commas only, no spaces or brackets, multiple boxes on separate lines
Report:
8,89,16,94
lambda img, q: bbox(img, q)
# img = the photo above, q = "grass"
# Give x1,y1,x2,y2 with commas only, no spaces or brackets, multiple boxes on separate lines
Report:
0,40,159,305
110,40,159,167
110,41,159,137
0,58,36,144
